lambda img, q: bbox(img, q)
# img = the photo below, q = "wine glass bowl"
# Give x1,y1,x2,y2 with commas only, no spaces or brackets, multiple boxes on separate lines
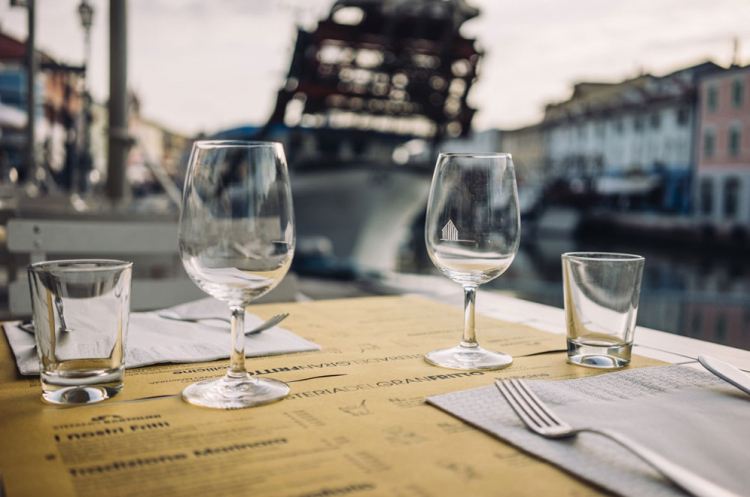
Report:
424,153,520,370
179,141,295,409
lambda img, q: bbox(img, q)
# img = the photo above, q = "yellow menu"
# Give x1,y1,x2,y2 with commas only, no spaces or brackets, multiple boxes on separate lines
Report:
0,296,663,496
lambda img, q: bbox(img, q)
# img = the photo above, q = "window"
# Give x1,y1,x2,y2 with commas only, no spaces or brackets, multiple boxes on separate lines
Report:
732,79,744,108
703,129,715,158
724,177,740,217
650,113,660,129
707,85,718,112
716,315,727,344
700,178,713,215
614,119,623,133
634,116,643,132
690,313,702,338
596,121,605,137
729,126,741,156
677,107,689,126
0,69,26,108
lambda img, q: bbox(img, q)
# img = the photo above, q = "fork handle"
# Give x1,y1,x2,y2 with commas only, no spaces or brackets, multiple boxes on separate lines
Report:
585,428,740,497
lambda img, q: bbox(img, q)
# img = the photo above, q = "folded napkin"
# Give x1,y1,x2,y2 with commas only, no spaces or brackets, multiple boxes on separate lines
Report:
428,366,750,497
4,297,320,375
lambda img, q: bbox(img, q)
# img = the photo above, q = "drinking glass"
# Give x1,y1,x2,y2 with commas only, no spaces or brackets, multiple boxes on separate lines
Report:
28,259,132,404
562,252,645,368
179,141,295,409
424,153,521,370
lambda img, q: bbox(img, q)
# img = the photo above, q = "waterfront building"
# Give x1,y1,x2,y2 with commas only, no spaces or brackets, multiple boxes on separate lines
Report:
542,62,722,213
498,123,545,186
695,65,750,228
0,31,85,189
127,93,191,188
1,30,189,200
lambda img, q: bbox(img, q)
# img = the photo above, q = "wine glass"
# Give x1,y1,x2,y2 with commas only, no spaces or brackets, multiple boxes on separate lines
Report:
178,140,295,409
424,153,521,370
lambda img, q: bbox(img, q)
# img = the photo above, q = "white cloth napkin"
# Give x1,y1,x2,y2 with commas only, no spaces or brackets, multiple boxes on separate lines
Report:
4,297,320,375
428,366,750,497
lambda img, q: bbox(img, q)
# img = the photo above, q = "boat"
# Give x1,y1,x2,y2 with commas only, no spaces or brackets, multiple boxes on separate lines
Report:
214,0,484,273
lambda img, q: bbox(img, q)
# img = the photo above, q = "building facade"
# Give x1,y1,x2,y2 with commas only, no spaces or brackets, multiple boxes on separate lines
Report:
498,123,545,186
542,63,722,213
695,65,750,227
1,31,191,200
126,92,191,195
0,31,85,190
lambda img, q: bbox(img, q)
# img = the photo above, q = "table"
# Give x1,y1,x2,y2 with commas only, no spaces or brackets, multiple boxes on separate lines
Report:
365,272,750,371
1,273,748,497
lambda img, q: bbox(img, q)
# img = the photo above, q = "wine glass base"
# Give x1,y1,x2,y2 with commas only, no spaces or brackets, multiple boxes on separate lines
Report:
182,375,290,409
425,345,513,371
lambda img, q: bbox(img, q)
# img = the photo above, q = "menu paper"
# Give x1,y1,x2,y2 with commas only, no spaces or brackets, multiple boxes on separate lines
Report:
0,295,663,497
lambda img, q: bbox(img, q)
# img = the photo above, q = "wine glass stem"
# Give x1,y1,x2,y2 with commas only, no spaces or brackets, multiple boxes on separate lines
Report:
228,305,247,377
461,285,478,348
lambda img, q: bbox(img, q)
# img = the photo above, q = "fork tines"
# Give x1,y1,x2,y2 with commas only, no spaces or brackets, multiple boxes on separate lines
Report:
495,378,567,435
269,313,289,325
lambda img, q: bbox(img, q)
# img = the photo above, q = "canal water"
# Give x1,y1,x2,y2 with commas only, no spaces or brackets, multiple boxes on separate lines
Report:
402,234,750,352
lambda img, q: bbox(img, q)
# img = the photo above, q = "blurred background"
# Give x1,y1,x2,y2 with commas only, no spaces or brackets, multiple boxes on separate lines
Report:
0,0,748,350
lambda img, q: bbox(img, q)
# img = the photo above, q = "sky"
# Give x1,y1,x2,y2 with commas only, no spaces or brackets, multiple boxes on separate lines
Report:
0,0,747,137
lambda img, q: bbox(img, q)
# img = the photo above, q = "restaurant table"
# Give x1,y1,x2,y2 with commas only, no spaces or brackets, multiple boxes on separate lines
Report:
1,273,748,497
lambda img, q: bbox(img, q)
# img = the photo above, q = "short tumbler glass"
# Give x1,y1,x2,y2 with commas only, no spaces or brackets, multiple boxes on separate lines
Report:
562,252,644,369
28,259,133,404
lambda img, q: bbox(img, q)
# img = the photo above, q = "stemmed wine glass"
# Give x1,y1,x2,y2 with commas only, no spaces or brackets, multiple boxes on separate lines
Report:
424,153,521,370
179,141,295,409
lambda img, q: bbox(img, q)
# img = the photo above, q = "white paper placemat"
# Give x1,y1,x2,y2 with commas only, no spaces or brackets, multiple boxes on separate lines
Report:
428,366,750,497
4,297,320,375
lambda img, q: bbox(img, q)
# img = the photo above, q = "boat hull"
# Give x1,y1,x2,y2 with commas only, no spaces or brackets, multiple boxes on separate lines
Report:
291,168,431,271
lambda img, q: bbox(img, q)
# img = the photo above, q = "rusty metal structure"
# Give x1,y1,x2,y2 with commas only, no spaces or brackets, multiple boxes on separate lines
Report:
263,0,482,168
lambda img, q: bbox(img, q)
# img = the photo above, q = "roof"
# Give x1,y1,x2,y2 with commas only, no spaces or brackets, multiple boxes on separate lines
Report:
543,60,725,122
0,31,59,66
699,63,750,83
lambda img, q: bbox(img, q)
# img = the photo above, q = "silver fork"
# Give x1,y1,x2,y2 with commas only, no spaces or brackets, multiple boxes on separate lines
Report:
495,378,740,497
159,312,289,336
246,313,289,335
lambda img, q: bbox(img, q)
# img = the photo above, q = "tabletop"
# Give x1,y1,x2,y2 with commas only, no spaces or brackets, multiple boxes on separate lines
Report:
360,272,750,371
1,273,748,497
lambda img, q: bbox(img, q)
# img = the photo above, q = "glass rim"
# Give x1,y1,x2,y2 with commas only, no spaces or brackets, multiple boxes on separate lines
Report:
561,252,645,262
28,259,134,273
438,152,512,159
193,140,282,150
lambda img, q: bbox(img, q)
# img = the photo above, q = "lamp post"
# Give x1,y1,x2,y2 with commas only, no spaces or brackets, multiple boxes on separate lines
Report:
107,0,130,205
77,0,94,196
78,0,94,87
10,0,37,188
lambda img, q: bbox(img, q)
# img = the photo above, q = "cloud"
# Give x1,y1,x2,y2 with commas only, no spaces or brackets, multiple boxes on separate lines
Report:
467,0,746,129
0,0,744,134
